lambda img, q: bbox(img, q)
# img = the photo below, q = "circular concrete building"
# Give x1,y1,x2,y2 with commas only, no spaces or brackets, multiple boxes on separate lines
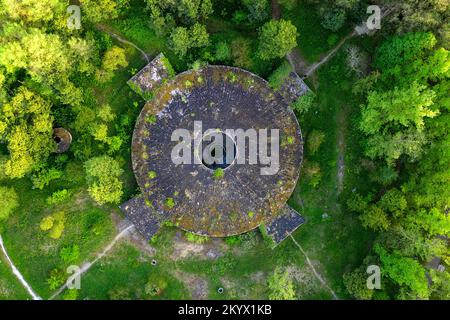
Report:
122,60,305,244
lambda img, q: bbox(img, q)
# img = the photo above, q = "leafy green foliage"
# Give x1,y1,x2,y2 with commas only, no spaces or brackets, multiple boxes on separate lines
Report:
213,168,224,179
349,30,450,300
1,0,65,24
278,0,297,11
242,0,269,23
40,211,66,239
291,91,316,115
0,88,54,178
258,19,297,60
267,267,296,300
307,130,326,155
185,232,209,244
96,46,129,83
60,244,80,264
39,216,54,231
47,189,72,205
164,197,175,209
321,8,346,32
343,266,373,300
47,268,66,290
145,0,213,35
301,160,322,188
63,289,78,300
170,23,209,57
214,41,232,62
31,168,63,190
268,61,292,90
0,186,19,221
84,156,124,205
79,0,129,23
375,244,429,299
358,32,448,165
359,205,389,232
230,37,253,69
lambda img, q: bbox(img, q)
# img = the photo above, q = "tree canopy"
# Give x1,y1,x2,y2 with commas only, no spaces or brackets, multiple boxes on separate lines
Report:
257,19,298,60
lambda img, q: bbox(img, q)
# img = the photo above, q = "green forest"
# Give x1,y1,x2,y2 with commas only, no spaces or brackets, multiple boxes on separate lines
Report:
0,0,449,301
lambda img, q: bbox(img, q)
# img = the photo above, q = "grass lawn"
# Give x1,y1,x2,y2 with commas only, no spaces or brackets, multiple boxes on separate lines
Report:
62,242,189,300
1,174,117,298
0,253,30,300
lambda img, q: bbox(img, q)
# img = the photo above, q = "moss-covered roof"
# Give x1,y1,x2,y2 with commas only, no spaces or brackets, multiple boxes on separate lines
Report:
126,65,303,238
127,53,174,100
265,205,305,245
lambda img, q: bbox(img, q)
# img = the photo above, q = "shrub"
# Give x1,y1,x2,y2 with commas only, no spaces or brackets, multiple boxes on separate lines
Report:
49,212,66,239
108,287,131,300
302,161,322,188
327,34,339,47
31,168,63,190
307,130,326,155
63,289,78,300
321,8,346,32
95,46,128,83
39,216,55,231
0,186,19,221
343,267,374,300
278,0,297,11
47,269,66,290
243,0,269,23
359,205,389,231
84,156,124,205
148,171,157,179
231,37,253,69
46,189,71,205
185,232,209,244
165,197,175,209
214,41,231,62
291,92,316,114
213,168,224,179
267,267,296,300
347,193,369,213
40,211,66,239
345,45,369,77
224,235,244,246
170,23,210,57
232,10,248,24
259,224,276,248
60,244,80,264
268,61,292,90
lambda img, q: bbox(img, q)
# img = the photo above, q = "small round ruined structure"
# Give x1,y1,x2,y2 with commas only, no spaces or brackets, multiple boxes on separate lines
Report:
53,127,72,153
122,61,306,245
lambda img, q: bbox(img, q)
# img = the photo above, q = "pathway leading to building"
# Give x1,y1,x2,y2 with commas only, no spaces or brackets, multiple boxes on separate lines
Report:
49,223,134,300
97,24,150,63
289,235,340,300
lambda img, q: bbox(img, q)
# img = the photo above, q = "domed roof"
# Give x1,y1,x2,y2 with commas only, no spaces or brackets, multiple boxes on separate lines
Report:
130,65,303,237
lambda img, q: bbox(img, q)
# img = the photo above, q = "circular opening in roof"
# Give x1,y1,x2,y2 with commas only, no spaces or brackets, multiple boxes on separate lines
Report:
200,132,236,170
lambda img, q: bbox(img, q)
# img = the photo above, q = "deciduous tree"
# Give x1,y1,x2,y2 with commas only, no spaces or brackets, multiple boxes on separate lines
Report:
257,19,297,60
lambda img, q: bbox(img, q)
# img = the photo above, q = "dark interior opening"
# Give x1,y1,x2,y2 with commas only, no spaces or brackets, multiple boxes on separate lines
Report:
201,133,236,170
